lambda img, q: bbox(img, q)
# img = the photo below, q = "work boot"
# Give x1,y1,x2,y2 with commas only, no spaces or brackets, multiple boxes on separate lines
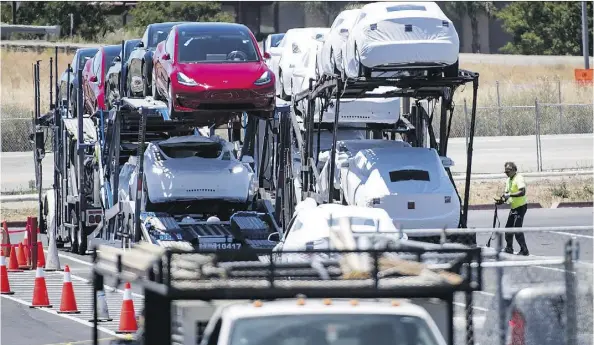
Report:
517,247,530,256
503,247,513,254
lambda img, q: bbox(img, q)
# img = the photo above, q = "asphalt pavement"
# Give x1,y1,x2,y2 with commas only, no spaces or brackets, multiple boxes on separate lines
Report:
2,133,592,192
448,133,593,174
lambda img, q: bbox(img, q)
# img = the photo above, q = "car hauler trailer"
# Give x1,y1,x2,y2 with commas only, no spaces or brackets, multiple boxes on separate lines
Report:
92,238,483,345
33,51,285,257
275,67,480,244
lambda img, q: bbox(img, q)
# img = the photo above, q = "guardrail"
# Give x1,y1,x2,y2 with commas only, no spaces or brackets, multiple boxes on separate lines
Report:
0,39,99,53
0,25,61,41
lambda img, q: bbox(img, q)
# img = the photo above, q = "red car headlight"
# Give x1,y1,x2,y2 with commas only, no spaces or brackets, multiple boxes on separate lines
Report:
177,72,198,86
254,71,272,86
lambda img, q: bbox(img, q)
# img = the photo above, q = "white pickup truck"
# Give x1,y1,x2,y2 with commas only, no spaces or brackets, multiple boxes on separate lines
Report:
195,298,447,345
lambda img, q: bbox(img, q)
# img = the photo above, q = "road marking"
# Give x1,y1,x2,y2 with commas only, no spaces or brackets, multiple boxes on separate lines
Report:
453,302,489,312
0,293,121,338
550,231,594,239
42,337,119,345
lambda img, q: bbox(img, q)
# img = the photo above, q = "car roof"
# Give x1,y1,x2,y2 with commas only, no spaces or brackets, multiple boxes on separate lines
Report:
148,21,188,29
174,22,250,33
103,45,121,54
221,299,431,321
77,47,98,55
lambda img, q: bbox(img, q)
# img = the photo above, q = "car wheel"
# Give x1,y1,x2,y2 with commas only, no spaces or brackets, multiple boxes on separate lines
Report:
69,210,79,254
355,45,371,79
279,72,290,101
70,89,77,116
167,82,176,118
444,59,459,78
142,62,151,97
330,49,339,75
151,70,160,100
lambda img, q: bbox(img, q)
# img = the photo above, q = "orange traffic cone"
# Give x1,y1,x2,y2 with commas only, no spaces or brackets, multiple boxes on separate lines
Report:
36,241,45,268
58,265,79,314
30,267,52,308
0,256,14,295
116,282,137,333
17,243,30,270
7,245,22,272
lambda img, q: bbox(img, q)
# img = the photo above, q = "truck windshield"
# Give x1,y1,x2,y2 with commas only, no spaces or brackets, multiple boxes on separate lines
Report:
229,314,440,345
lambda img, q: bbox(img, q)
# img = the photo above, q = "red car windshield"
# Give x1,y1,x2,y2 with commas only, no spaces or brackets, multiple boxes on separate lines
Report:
177,31,259,63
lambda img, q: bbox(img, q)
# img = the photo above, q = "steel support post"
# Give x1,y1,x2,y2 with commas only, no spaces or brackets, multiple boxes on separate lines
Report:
565,238,578,345
77,68,85,246
49,57,53,109
496,232,506,345
328,79,341,203
133,107,148,243
460,77,479,229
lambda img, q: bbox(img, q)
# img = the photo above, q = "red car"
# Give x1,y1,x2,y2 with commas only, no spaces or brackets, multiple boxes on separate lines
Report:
82,44,122,114
152,23,275,125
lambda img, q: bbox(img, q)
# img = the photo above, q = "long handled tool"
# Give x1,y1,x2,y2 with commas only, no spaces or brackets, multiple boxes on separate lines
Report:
486,197,504,247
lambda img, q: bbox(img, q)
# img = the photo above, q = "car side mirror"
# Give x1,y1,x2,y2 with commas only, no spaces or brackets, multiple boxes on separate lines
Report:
263,52,271,60
241,155,254,164
137,41,144,48
162,53,170,61
268,232,280,242
89,75,98,83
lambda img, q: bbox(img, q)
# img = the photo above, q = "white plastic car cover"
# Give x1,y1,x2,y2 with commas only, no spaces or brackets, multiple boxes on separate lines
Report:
141,136,255,204
313,87,401,124
319,8,361,75
350,147,460,231
317,140,412,200
344,1,459,77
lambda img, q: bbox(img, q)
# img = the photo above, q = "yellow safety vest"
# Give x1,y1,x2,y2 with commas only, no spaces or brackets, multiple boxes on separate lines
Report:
505,173,527,209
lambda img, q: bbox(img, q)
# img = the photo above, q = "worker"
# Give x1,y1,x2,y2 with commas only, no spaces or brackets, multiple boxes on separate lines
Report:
501,162,529,256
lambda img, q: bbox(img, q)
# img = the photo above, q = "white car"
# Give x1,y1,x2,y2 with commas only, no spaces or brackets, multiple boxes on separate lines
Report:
119,134,258,213
318,139,412,202
271,202,408,263
318,8,361,76
200,299,447,345
342,1,459,79
339,146,460,234
275,27,329,100
262,33,285,70
292,41,401,124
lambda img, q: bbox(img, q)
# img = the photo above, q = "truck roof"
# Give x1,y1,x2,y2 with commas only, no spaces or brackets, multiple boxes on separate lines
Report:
220,299,432,321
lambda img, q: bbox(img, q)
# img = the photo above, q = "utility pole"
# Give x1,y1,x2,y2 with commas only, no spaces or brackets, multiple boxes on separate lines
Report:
581,1,590,69
11,1,17,24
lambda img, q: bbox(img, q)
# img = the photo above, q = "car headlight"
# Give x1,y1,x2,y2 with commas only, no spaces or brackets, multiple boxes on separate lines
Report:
177,72,197,86
230,165,244,174
254,71,272,86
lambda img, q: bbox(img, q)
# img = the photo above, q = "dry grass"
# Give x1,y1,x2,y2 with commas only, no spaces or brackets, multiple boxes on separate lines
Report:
0,200,38,222
1,48,592,151
456,176,593,208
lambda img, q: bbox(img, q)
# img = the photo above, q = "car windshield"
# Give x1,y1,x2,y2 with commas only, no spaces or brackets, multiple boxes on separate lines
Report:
270,34,285,47
124,41,139,61
229,314,440,345
177,31,259,63
78,51,97,70
328,216,393,232
104,52,120,77
149,27,174,48
389,169,430,182
159,142,223,159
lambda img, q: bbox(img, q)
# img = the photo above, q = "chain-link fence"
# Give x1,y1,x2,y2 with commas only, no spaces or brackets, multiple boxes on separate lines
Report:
1,117,54,152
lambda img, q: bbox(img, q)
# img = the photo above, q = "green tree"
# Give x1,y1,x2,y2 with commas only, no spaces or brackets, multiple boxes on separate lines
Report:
9,2,112,40
303,2,364,26
496,1,593,56
1,2,13,23
445,2,497,53
128,2,234,30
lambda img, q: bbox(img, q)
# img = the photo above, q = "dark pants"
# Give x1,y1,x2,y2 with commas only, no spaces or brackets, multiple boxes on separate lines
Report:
505,204,528,249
